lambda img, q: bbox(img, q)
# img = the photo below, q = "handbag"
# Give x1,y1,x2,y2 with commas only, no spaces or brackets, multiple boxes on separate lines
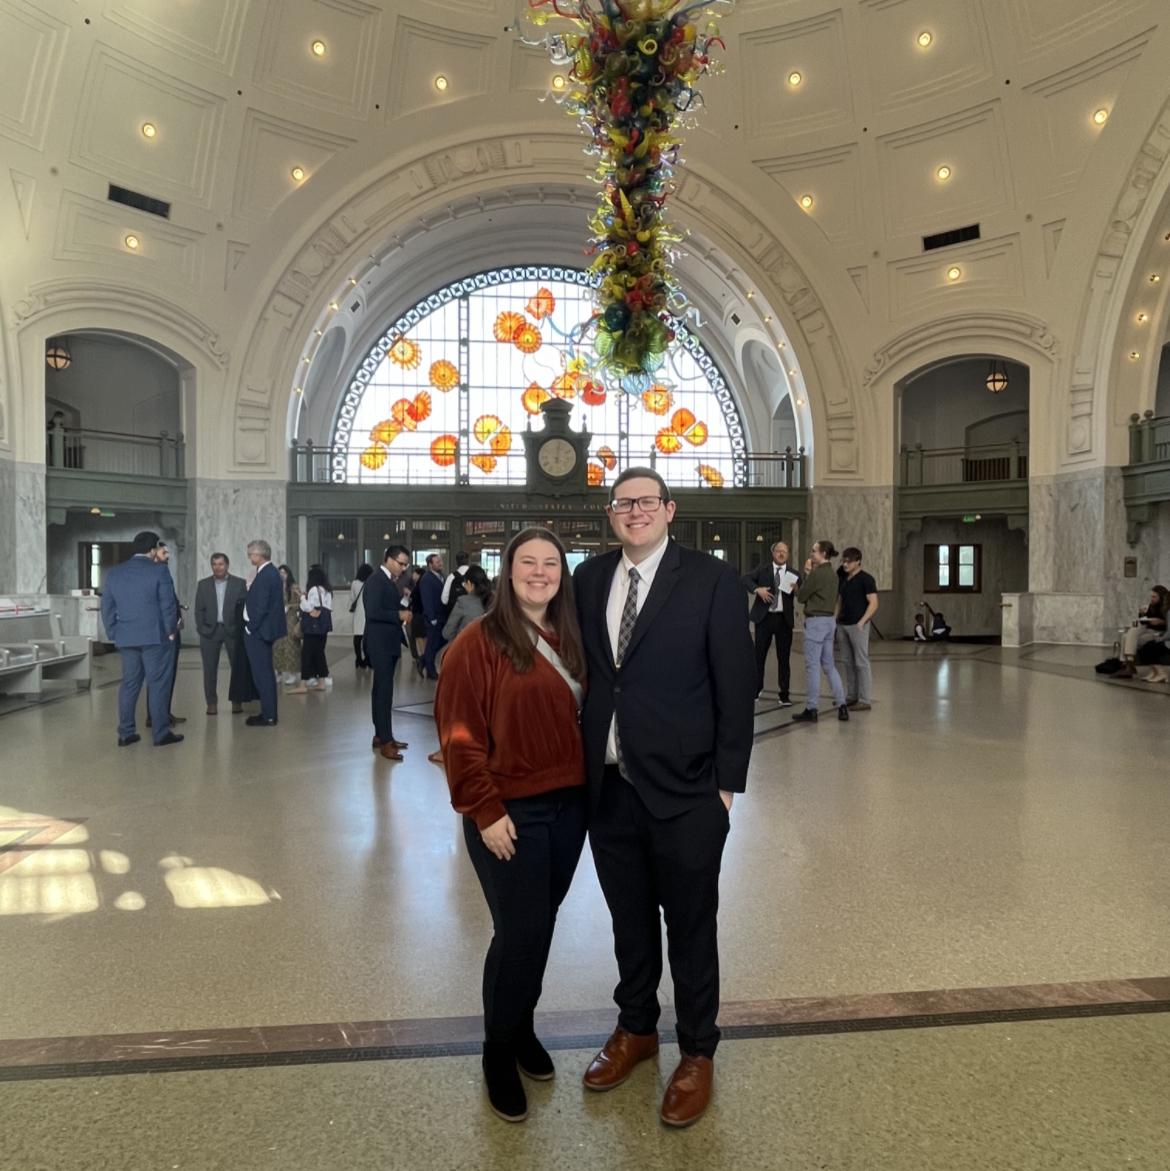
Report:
349,581,365,613
302,606,333,636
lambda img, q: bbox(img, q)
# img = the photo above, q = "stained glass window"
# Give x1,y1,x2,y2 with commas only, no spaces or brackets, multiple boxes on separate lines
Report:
332,267,746,487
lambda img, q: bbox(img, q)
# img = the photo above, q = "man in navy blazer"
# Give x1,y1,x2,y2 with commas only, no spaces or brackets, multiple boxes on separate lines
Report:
573,468,755,1128
363,544,412,760
242,539,287,726
99,530,183,747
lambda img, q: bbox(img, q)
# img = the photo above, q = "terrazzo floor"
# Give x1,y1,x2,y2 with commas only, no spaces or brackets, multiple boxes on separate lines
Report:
1,637,1167,1169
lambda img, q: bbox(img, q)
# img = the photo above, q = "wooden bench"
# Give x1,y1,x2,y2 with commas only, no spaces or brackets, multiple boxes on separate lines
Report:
0,607,93,697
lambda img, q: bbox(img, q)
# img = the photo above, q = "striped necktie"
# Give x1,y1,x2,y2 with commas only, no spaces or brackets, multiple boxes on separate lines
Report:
614,567,640,779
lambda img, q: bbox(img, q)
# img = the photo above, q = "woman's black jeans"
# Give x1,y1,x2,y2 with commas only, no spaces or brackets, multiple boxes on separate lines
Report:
463,787,587,1045
300,633,330,680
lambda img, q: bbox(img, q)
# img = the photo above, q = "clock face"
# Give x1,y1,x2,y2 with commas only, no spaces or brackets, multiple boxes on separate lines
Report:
537,437,578,478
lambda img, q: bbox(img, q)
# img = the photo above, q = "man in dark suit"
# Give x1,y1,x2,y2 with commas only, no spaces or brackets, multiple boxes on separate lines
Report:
194,552,246,715
242,539,286,726
419,553,446,680
740,539,802,706
573,468,755,1128
363,545,412,761
99,530,183,747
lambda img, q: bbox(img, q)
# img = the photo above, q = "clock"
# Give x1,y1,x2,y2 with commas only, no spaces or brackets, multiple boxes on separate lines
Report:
537,437,579,478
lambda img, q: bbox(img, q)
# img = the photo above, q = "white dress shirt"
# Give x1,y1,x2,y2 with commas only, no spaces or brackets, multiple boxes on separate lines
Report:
604,534,670,764
242,560,273,626
214,577,227,623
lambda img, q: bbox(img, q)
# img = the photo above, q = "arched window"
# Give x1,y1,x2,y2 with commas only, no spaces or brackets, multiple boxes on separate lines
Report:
332,267,746,487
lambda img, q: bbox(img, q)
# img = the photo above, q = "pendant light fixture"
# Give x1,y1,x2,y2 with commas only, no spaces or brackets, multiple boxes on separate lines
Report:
985,358,1009,394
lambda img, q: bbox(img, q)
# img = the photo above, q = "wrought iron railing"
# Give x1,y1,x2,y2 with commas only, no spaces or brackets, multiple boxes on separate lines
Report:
46,427,185,478
1128,411,1170,463
899,441,1028,487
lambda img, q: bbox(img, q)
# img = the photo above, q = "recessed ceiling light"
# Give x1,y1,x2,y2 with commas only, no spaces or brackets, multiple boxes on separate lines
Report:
917,31,933,48
799,194,814,210
294,387,303,395
746,290,755,299
328,301,339,310
1150,274,1161,284
124,234,140,250
302,356,311,365
311,39,326,57
1137,312,1149,323
947,266,962,281
787,71,802,87
290,166,306,182
348,277,358,286
936,165,952,181
778,340,787,349
552,74,566,91
788,369,796,377
434,75,449,92
90,507,101,515
796,397,805,407
1129,350,1141,360
1092,108,1109,126
314,329,324,336
764,314,773,323
141,122,157,139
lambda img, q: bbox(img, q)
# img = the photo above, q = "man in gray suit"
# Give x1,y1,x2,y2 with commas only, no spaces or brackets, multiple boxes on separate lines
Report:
194,552,246,715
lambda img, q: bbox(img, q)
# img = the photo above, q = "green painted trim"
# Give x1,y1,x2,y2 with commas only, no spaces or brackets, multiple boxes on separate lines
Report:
46,469,188,514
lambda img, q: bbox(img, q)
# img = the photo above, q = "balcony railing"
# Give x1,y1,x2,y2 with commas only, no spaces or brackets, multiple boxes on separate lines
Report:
1128,411,1170,464
290,442,807,489
46,427,185,478
899,441,1028,487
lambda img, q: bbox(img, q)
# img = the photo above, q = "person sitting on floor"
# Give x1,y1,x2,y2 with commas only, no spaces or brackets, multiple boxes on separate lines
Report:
913,613,928,642
930,611,952,640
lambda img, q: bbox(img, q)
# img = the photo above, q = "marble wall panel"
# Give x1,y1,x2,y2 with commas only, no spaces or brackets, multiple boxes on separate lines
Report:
1028,469,1107,594
0,454,14,593
1031,592,1108,645
809,486,894,587
14,462,46,593
187,479,287,605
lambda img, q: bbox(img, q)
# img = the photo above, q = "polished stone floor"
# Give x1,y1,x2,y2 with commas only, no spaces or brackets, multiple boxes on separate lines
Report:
1,638,1168,1168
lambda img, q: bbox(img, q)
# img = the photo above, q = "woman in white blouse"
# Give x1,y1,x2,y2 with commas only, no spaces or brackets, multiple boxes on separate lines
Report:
290,564,334,693
350,563,373,669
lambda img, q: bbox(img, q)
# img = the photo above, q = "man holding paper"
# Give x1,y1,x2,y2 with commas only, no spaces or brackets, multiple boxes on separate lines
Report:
741,540,802,706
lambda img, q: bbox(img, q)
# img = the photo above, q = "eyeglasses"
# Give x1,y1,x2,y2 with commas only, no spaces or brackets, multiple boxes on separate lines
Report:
609,495,664,515
394,558,410,568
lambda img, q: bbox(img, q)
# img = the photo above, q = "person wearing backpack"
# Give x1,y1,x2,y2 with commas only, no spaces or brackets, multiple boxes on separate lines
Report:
291,564,333,693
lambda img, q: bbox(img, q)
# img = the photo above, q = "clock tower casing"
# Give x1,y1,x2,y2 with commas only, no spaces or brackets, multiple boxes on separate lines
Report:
523,398,592,495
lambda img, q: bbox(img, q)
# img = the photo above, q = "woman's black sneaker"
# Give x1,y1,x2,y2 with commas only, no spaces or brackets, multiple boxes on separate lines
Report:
515,1032,555,1081
838,705,849,721
792,708,818,723
482,1042,528,1122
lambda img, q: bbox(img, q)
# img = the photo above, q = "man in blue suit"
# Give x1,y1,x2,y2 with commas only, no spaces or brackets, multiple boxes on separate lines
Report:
99,530,183,747
242,538,287,726
419,553,446,680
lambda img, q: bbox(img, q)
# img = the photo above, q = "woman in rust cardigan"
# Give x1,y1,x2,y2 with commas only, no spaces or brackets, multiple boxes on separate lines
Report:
434,527,587,1124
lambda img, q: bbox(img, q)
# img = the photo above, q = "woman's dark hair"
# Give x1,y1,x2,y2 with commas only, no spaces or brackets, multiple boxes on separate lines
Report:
277,564,296,602
464,565,493,605
814,540,839,559
482,527,585,681
1151,584,1169,612
306,563,332,593
355,563,374,583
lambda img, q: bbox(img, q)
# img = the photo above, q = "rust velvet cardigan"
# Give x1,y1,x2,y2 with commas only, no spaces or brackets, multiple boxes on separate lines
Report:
433,619,585,831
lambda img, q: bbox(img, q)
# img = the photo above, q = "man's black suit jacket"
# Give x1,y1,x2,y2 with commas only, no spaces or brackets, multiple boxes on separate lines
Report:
740,561,802,626
573,539,756,819
363,568,407,656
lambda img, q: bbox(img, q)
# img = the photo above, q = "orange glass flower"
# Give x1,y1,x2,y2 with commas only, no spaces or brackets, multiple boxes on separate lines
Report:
473,414,502,443
597,445,617,471
655,429,683,455
360,444,388,470
408,390,431,424
586,463,605,486
551,373,577,400
429,360,459,391
522,382,551,414
526,287,556,320
470,453,498,474
670,407,697,435
388,336,422,370
514,323,542,354
698,464,725,488
430,434,458,467
371,419,403,445
490,426,513,456
684,420,708,447
642,386,673,415
493,312,526,343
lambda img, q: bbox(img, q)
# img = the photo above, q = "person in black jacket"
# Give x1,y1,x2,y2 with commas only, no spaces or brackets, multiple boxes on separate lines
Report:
242,539,287,726
740,540,801,706
364,545,412,760
573,467,755,1129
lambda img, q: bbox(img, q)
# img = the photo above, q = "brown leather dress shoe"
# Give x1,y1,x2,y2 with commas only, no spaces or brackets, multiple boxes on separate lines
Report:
379,744,403,761
660,1055,713,1128
582,1027,659,1091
